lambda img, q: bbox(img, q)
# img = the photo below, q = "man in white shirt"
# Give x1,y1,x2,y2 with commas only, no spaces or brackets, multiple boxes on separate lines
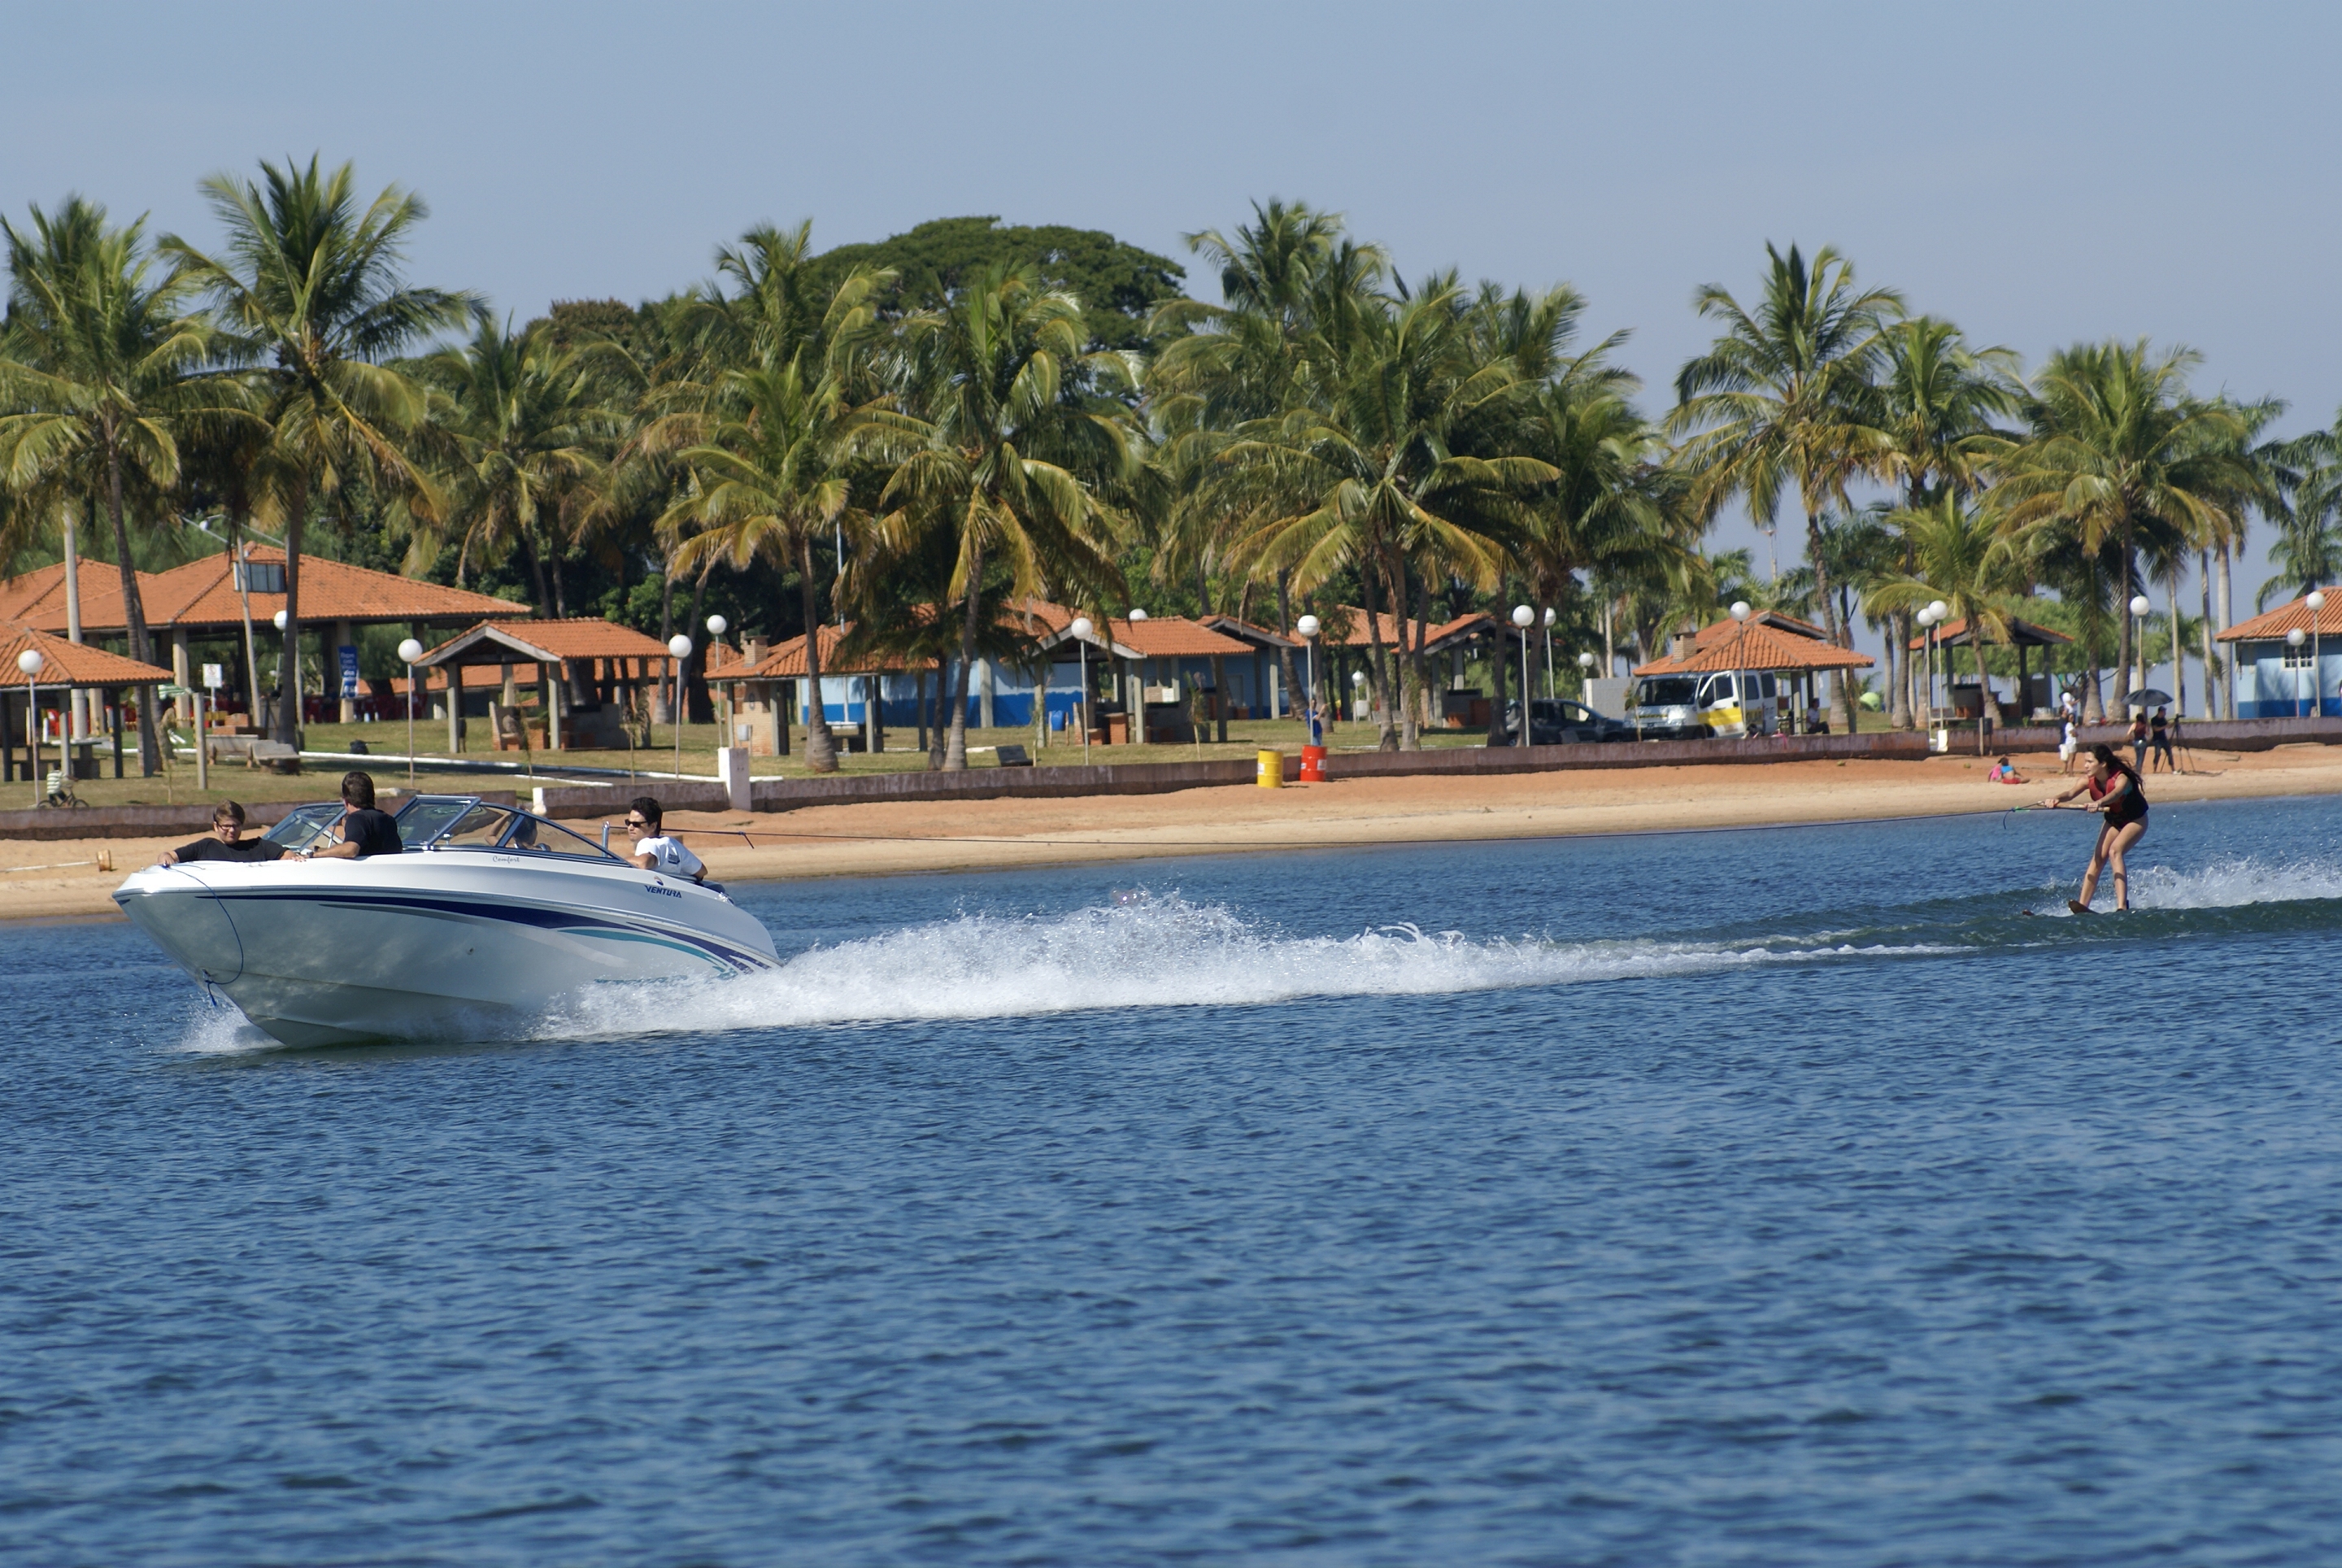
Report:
621,795,706,882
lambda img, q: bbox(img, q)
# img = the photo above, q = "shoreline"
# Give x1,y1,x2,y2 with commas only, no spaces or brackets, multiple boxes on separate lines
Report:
11,747,2340,925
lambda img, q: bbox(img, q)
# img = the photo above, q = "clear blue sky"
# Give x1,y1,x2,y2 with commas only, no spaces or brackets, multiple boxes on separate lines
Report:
7,0,2335,629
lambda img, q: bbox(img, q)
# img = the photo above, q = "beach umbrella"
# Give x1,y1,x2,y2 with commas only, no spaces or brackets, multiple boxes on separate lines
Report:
2123,689,2173,708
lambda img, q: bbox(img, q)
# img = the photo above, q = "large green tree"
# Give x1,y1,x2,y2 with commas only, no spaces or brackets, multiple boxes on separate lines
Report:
1670,243,1904,732
0,197,223,773
163,155,472,745
876,260,1136,770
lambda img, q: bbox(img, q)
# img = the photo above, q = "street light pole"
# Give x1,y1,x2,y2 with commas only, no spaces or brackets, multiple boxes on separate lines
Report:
2288,627,2308,719
398,638,424,790
1511,605,1534,743
667,634,693,779
2309,591,2327,719
1070,617,1094,760
1295,615,1321,747
18,648,44,808
1542,606,1556,699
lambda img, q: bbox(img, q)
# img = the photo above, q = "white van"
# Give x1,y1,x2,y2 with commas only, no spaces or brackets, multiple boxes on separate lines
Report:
1633,670,1778,738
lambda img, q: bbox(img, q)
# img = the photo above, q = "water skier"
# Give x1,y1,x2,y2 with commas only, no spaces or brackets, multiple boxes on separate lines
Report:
2039,743,2148,913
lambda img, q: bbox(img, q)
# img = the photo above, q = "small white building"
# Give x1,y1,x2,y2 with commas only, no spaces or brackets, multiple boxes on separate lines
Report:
2218,591,2338,718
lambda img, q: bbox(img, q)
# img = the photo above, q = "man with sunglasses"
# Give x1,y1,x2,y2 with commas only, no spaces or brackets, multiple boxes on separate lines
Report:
156,801,287,866
621,796,705,883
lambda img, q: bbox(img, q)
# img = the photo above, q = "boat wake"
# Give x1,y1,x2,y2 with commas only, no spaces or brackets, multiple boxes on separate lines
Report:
539,894,1957,1039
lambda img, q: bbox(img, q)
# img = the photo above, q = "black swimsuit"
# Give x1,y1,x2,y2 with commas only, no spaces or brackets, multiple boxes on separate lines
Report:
2090,773,2148,828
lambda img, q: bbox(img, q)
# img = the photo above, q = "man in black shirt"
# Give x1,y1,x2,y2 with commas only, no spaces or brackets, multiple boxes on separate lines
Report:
157,802,287,866
300,771,403,860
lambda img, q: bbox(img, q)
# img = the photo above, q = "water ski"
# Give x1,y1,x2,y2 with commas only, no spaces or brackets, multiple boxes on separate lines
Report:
2066,899,2092,917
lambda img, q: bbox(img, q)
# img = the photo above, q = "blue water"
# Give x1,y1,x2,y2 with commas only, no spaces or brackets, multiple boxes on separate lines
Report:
7,796,2342,1566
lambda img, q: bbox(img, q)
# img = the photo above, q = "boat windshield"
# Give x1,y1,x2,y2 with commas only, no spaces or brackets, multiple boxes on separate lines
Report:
261,803,344,853
496,813,619,861
391,796,477,847
388,794,620,861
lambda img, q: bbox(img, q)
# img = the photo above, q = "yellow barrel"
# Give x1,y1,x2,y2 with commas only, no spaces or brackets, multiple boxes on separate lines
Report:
1256,749,1284,787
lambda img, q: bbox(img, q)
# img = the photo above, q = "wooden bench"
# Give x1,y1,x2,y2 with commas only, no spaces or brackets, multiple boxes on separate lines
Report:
995,744,1034,768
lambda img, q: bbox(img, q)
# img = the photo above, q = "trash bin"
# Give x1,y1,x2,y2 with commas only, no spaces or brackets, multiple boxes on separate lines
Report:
1256,749,1283,788
1299,744,1327,782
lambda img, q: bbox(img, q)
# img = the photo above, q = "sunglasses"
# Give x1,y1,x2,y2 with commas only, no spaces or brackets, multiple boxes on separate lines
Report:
625,818,650,830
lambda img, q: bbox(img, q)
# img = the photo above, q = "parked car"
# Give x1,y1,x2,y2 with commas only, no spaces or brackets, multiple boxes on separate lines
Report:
1505,698,1635,745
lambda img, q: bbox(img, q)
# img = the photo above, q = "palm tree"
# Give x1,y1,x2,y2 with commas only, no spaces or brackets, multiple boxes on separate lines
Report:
0,197,223,773
163,155,472,746
1993,341,2261,714
1871,316,2020,727
877,260,1135,770
1669,243,1904,733
646,224,895,772
411,314,611,616
1227,276,1553,749
1865,493,2030,751
2260,404,2342,607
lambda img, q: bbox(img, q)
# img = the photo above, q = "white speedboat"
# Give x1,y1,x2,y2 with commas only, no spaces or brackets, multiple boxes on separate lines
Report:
115,795,779,1047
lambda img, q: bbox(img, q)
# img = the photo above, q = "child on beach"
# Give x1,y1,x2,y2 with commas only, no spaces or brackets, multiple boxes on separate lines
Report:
1988,756,2027,784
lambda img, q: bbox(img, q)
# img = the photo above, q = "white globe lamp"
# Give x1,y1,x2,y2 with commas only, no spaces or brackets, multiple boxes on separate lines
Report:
1295,615,1319,639
1069,616,1093,640
272,608,289,632
705,613,727,637
1128,608,1147,622
1510,604,1534,629
1578,651,1595,670
1542,607,1556,628
2288,627,2306,647
397,638,424,664
1926,599,1949,624
667,634,693,660
1730,600,1751,623
2129,595,2152,618
2309,591,2327,612
16,648,42,678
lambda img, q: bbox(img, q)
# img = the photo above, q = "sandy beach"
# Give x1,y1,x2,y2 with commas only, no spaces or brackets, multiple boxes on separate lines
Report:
10,743,2339,924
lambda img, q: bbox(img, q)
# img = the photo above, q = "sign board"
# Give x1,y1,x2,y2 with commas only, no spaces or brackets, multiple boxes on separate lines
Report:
201,663,224,690
338,645,360,699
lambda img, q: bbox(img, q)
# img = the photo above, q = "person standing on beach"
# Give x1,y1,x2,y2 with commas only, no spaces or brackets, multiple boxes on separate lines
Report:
2127,710,2149,773
2040,743,2148,912
2059,706,2079,774
2149,707,2175,773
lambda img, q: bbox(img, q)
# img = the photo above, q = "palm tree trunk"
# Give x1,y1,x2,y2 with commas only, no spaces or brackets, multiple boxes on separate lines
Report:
1804,507,1855,733
1974,637,1993,757
1274,570,1301,724
929,656,947,770
797,534,838,773
682,569,712,725
103,443,163,775
1389,546,1420,751
2215,542,2235,718
1360,557,1395,751
2167,575,2185,719
655,556,676,725
942,545,984,772
1486,616,1511,746
2115,533,2137,714
2199,549,2218,720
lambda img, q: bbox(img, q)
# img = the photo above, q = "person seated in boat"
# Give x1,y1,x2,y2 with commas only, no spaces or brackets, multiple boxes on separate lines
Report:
623,795,705,883
1987,755,2028,784
157,801,288,865
507,815,546,852
297,771,403,861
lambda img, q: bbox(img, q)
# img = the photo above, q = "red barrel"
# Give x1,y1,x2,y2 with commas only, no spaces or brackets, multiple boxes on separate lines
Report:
1299,744,1327,782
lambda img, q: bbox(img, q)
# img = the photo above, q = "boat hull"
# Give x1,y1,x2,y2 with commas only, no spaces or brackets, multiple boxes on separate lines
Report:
115,852,778,1048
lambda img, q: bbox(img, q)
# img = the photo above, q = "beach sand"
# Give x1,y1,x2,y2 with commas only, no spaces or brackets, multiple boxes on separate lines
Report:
10,743,2338,923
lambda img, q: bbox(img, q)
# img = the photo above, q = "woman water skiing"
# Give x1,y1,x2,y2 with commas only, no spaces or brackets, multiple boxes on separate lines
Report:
2039,743,2148,912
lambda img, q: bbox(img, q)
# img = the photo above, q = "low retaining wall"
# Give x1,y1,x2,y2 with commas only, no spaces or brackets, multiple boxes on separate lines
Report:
0,789,515,844
1951,717,2342,755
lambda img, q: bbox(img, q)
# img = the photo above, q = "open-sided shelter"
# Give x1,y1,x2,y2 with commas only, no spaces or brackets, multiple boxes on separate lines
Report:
2,621,174,784
411,619,675,752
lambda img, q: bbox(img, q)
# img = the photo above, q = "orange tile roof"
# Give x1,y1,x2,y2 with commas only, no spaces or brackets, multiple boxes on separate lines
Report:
0,621,173,687
1901,615,2072,651
1197,614,1299,649
132,546,529,633
1635,618,1874,675
0,559,173,634
1011,599,1252,659
415,618,674,666
732,623,923,679
2218,590,2342,642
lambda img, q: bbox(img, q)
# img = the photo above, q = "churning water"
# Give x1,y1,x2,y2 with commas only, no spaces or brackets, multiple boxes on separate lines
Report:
7,795,2342,1564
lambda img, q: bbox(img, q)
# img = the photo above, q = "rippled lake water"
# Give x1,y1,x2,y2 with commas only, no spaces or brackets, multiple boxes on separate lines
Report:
7,795,2342,1565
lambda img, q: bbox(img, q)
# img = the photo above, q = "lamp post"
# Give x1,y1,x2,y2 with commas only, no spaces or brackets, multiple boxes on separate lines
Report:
1542,606,1556,698
1351,668,1367,726
1729,600,1752,732
2309,591,2327,719
2288,627,2308,719
667,634,692,779
397,638,424,788
1295,614,1321,746
18,647,43,808
706,614,729,743
271,607,296,735
1926,599,1949,725
1069,616,1094,759
1511,605,1534,743
1578,649,1595,704
2128,593,2153,712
